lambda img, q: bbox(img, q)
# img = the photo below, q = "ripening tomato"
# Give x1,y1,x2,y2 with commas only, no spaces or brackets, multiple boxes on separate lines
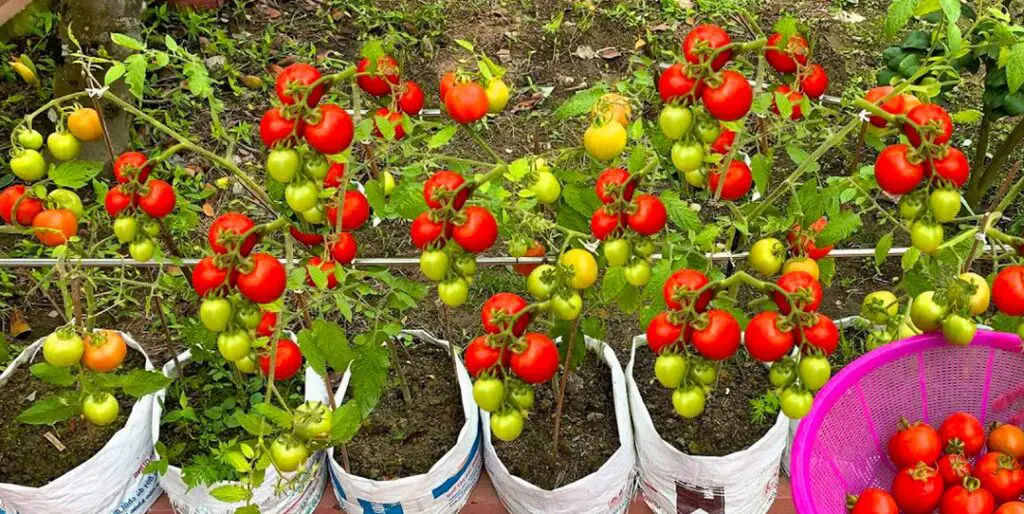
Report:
329,232,358,264
800,64,829,99
373,108,406,140
237,253,287,304
452,206,498,254
595,167,634,203
875,144,924,195
260,107,301,148
67,107,104,141
801,314,838,356
765,32,809,73
209,212,257,256
993,265,1024,316
424,170,469,209
690,309,741,360
305,104,354,155
513,240,545,276
771,85,806,120
658,63,703,104
113,151,151,184
138,179,176,218
744,311,795,362
0,185,43,225
904,104,953,147
583,120,627,161
482,293,531,336
788,217,833,260
708,160,753,201
710,128,735,154
663,268,713,311
888,421,942,468
510,333,559,384
276,63,324,106
82,329,128,372
398,80,425,115
974,452,1024,503
646,311,684,354
626,195,667,236
850,488,898,514
927,147,970,187
938,412,984,457
32,209,78,246
891,463,944,514
410,212,448,249
683,24,732,71
702,71,753,121
464,336,503,377
936,453,972,487
774,271,823,314
445,82,489,124
259,338,303,381
989,424,1024,459
326,190,370,231
356,55,400,97
864,86,906,128
305,257,338,289
997,503,1024,514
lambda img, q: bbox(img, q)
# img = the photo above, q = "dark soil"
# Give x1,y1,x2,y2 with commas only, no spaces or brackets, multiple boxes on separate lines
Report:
634,345,774,456
339,341,464,480
494,350,619,490
0,349,146,487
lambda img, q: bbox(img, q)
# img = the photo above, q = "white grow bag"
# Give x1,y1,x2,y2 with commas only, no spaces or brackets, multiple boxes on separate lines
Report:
627,335,788,514
0,330,163,514
155,349,328,514
482,336,636,514
327,330,482,514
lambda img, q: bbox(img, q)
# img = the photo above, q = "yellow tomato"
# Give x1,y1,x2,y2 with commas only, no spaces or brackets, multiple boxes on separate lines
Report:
583,120,627,161
485,78,510,113
782,256,820,280
560,249,598,290
67,107,104,141
591,93,631,127
958,272,991,316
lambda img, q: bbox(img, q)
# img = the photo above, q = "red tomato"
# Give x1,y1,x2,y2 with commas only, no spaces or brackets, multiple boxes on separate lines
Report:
439,72,457,101
510,333,559,384
323,162,346,189
329,232,357,264
275,63,324,106
626,195,667,236
398,80,425,115
373,107,406,140
138,179,176,218
259,338,303,381
237,253,287,304
939,412,985,457
646,311,684,354
774,271,823,314
326,190,370,231
801,314,838,356
513,240,545,276
800,64,829,99
208,212,257,256
927,147,970,187
104,186,135,217
875,144,924,195
481,293,530,336
744,311,795,362
464,336,503,377
192,256,233,297
663,269,713,311
937,453,972,487
788,217,833,260
304,104,354,155
865,87,906,128
765,32,809,73
658,63,703,104
683,24,732,71
256,311,277,337
974,452,1024,503
445,82,489,124
260,108,301,148
939,482,994,514
690,309,740,360
595,167,635,203
289,226,324,246
423,170,469,209
708,160,753,201
888,421,942,468
710,129,735,154
0,185,43,225
993,265,1024,316
996,502,1024,514
702,70,753,121
771,85,806,120
891,463,944,514
32,209,78,246
356,55,399,97
850,488,898,514
113,151,151,184
410,212,448,249
904,104,953,147
306,257,338,288
452,206,498,254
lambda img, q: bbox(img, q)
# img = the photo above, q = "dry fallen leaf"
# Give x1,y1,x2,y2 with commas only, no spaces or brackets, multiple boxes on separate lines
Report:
597,47,621,60
265,6,282,18
267,64,285,77
574,45,598,60
202,202,215,217
635,38,647,51
9,309,30,338
651,23,671,32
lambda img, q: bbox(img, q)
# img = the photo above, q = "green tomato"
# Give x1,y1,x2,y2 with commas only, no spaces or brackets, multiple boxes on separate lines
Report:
1017,321,1024,341
530,170,562,205
910,291,948,332
18,128,44,150
47,132,81,161
510,386,534,410
217,330,251,362
454,256,477,277
672,385,706,418
82,392,119,426
551,292,583,321
910,220,944,255
694,118,721,143
769,360,797,388
129,238,155,262
270,435,309,473
200,297,233,333
659,105,694,140
624,259,652,287
671,142,705,173
294,401,333,439
383,171,396,195
113,217,138,244
473,377,505,412
234,302,262,330
142,220,161,237
267,148,301,183
897,315,923,340
438,278,470,307
654,353,687,389
748,238,785,277
780,386,814,419
236,355,259,374
420,249,450,282
928,189,961,223
48,189,84,218
43,330,85,367
866,330,894,350
10,149,47,181
690,362,717,386
490,409,524,442
603,238,632,267
942,314,976,346
285,181,320,213
527,264,556,300
899,194,926,220
861,290,899,325
684,168,707,187
303,154,330,180
798,355,831,392
633,239,656,257
301,205,324,225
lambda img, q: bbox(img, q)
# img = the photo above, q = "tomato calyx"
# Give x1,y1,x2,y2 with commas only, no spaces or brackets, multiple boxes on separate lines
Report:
907,460,940,482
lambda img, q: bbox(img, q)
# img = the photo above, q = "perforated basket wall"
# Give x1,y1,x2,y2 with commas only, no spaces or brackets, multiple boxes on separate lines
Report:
790,331,1024,513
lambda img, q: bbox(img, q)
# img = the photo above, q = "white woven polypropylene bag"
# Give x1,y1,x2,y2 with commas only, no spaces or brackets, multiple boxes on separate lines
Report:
154,350,327,514
326,330,482,514
482,336,636,514
627,335,787,514
0,331,163,514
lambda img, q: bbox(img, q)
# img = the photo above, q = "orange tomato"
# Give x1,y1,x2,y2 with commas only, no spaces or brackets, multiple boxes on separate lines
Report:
32,209,78,246
67,107,104,141
591,93,631,127
989,424,1024,459
82,330,128,372
996,502,1024,514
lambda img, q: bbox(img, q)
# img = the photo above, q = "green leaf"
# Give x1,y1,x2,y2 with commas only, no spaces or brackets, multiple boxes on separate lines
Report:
902,246,921,271
183,61,213,98
454,39,475,52
938,0,960,23
427,126,457,149
210,484,250,503
601,267,627,303
951,109,983,124
659,191,701,232
118,369,173,397
1008,43,1024,94
750,153,771,195
785,146,820,174
875,232,894,268
886,0,922,35
947,23,962,54
815,211,861,247
235,412,272,436
561,184,601,218
330,401,363,443
124,54,148,99
30,363,76,386
298,320,355,378
104,63,126,86
251,403,292,428
553,87,606,120
164,35,179,52
349,341,389,416
49,160,103,188
110,33,145,51
17,396,78,425
817,257,836,287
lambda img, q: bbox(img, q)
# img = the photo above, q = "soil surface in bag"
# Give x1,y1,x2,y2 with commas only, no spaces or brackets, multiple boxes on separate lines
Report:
494,350,619,490
634,347,775,456
337,341,464,479
0,350,145,487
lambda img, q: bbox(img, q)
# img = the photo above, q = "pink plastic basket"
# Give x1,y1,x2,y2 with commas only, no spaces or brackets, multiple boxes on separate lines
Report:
790,331,1024,513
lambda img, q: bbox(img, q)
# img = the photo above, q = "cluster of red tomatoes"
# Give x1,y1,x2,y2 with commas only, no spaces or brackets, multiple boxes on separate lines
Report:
591,167,664,287
993,265,1024,339
357,53,425,138
0,183,79,247
868,88,969,255
850,413,1024,514
465,292,559,442
440,69,510,124
411,170,498,307
192,212,301,381
104,151,177,261
764,29,830,119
